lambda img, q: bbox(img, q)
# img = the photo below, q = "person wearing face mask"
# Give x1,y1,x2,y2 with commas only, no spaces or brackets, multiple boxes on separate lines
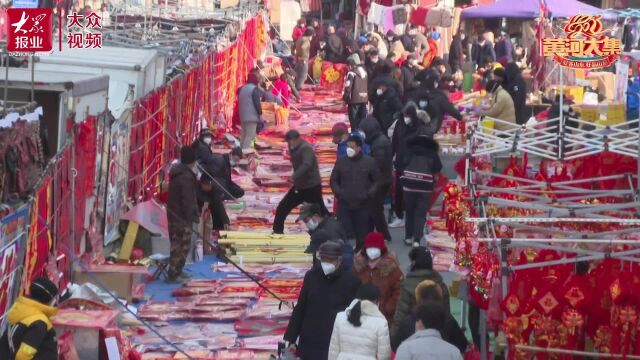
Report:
400,54,421,102
343,54,369,131
200,147,244,230
400,25,417,53
332,122,370,159
479,79,516,133
192,128,216,166
359,116,393,243
364,48,381,81
330,136,380,250
448,31,465,73
371,83,403,135
273,130,328,234
368,62,403,103
166,146,200,282
391,247,450,344
284,241,361,360
353,232,403,324
297,202,354,270
328,283,392,360
400,135,442,246
0,277,59,360
414,69,465,134
386,31,405,60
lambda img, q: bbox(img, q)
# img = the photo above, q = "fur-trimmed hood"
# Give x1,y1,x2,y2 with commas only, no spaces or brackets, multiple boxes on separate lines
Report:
403,101,431,125
353,251,400,277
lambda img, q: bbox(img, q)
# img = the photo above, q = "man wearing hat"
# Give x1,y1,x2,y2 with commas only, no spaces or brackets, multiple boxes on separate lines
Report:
343,54,369,131
297,203,354,269
1,277,59,360
166,146,199,282
284,241,361,360
273,130,328,234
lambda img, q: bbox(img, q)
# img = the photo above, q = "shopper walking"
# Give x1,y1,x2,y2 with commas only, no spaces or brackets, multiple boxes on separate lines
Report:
371,82,403,135
297,202,354,269
353,232,403,324
343,55,369,131
238,73,263,149
166,146,199,282
392,285,467,354
284,241,361,360
360,116,393,242
400,135,442,246
0,277,59,360
293,27,313,90
328,283,392,360
273,130,328,234
330,136,380,249
391,247,449,339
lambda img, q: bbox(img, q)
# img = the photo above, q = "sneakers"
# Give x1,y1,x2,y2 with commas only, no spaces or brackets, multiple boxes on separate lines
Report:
404,238,413,246
389,218,405,228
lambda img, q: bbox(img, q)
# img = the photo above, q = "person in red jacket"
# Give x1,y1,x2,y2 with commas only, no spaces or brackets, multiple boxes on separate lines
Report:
292,18,306,43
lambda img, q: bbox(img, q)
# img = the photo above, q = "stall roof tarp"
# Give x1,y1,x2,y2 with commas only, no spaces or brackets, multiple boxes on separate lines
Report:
39,45,160,71
6,68,109,96
462,0,609,19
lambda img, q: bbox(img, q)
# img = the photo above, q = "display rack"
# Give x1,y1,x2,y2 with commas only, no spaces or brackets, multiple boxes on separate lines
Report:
462,103,640,359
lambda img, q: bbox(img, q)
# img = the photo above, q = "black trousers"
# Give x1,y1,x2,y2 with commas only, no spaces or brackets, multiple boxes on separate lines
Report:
273,185,327,234
371,183,392,241
337,202,372,251
348,103,368,131
404,190,431,242
393,171,404,219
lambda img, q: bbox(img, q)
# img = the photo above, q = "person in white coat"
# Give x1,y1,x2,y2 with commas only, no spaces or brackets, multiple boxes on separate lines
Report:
328,283,392,360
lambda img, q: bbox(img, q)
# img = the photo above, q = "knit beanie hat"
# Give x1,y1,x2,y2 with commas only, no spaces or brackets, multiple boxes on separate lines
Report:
30,277,58,304
409,246,433,270
363,232,387,253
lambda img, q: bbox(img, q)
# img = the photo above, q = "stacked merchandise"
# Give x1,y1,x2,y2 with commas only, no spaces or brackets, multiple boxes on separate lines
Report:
131,264,310,359
218,231,312,264
225,88,348,232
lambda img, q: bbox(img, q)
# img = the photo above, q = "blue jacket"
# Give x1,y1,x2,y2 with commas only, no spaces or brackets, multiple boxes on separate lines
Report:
336,132,370,158
627,76,639,120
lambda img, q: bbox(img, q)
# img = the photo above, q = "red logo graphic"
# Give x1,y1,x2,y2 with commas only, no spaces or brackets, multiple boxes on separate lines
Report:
6,8,53,53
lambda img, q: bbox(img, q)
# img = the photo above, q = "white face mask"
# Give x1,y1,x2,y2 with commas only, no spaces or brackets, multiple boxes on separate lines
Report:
305,219,319,231
358,131,366,140
366,247,382,260
404,117,412,125
411,59,419,66
229,160,236,166
419,100,428,108
346,148,357,158
371,57,379,63
320,262,336,275
376,88,384,96
203,137,212,145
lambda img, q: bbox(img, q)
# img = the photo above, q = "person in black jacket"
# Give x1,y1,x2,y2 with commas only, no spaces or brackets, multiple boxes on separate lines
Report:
368,61,403,103
390,282,468,353
400,135,442,246
330,136,380,250
284,241,361,360
400,26,416,53
400,54,420,102
371,83,403,135
502,63,528,125
192,128,215,166
364,48,381,81
325,25,344,63
420,69,465,134
297,202,354,269
360,116,393,242
343,55,369,131
1,277,59,360
448,32,465,73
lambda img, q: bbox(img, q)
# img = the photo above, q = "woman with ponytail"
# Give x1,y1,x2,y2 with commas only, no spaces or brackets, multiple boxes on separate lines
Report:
328,283,392,360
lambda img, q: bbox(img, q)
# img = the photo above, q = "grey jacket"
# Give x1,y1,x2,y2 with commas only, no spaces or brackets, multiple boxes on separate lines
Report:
238,83,262,124
290,140,322,190
395,329,463,360
330,152,380,210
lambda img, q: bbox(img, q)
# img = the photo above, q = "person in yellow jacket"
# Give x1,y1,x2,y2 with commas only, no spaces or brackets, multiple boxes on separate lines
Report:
0,277,59,360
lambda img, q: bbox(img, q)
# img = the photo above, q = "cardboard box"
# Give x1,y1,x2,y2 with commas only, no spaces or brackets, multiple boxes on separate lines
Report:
73,264,150,301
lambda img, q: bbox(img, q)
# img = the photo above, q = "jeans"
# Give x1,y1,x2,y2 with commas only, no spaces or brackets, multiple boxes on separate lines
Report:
240,122,257,149
404,190,431,242
337,202,372,250
348,103,368,131
273,185,327,234
371,183,392,241
295,59,308,90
